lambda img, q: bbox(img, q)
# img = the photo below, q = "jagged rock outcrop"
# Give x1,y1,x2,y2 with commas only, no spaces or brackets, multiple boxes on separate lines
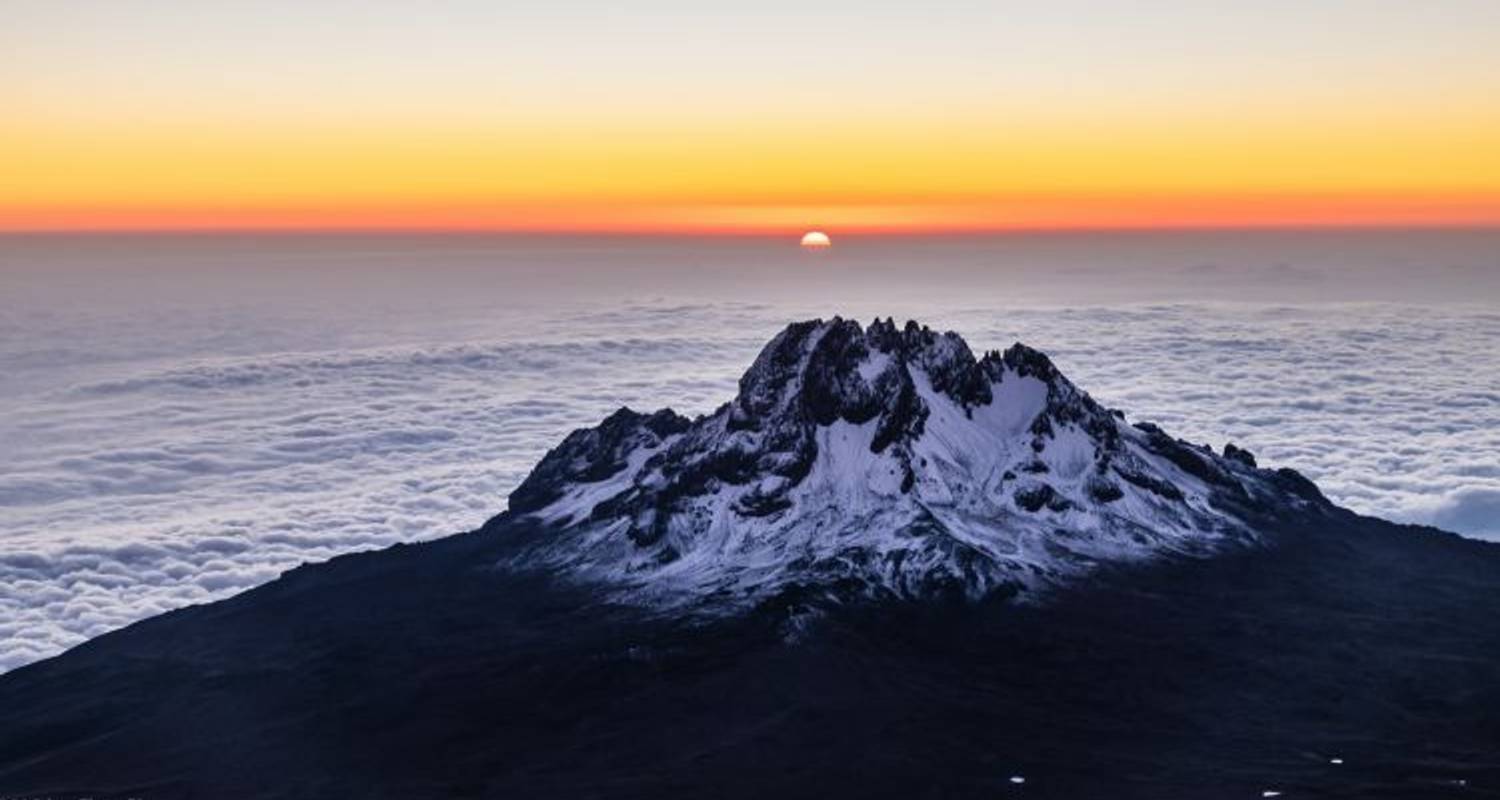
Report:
502,317,1330,606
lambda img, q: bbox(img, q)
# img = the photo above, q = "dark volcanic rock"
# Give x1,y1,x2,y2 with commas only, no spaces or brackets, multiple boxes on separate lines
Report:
509,407,689,513
1,513,1498,800
1223,442,1258,468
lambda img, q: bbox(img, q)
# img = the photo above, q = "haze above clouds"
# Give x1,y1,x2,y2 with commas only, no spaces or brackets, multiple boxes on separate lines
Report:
1,231,1497,670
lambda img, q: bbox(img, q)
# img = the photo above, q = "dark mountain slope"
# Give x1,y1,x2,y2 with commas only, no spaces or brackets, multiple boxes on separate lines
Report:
2,511,1497,799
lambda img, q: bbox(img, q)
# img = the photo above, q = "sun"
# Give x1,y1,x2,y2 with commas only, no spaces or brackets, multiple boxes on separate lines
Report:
800,231,831,249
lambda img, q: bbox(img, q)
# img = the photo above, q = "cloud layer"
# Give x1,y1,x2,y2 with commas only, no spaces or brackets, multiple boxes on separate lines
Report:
3,239,1497,671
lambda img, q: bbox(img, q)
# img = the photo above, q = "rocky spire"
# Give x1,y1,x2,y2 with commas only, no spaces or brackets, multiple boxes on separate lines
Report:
501,318,1331,607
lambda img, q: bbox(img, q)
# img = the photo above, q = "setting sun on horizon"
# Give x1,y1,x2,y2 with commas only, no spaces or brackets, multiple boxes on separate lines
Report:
800,231,832,248
4,1,1500,234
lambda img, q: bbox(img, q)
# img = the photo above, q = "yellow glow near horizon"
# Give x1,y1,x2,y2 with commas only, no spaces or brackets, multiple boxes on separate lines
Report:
4,2,1500,233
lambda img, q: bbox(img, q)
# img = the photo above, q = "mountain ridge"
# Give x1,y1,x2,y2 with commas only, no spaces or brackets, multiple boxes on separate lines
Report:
499,317,1332,608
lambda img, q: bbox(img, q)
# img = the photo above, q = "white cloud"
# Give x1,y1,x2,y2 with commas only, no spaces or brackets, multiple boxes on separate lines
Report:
2,243,1497,671
1423,488,1500,539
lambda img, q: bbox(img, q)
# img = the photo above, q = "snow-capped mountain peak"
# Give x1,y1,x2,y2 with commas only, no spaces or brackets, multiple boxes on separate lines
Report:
503,317,1328,606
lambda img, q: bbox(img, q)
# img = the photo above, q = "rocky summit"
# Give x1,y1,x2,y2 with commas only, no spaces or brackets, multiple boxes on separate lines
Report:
504,317,1328,606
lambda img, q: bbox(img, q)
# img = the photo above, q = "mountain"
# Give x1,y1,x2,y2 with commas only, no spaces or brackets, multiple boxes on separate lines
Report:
503,317,1323,608
1,318,1497,800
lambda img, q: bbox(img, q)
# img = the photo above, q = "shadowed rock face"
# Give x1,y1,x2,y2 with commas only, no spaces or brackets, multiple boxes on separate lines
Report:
3,317,1498,800
509,407,691,514
499,318,1332,606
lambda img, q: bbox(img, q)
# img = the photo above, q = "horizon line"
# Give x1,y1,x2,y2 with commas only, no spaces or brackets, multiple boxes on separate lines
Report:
5,221,1500,238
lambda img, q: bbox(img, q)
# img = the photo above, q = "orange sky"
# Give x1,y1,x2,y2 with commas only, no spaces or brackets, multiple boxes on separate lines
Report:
5,2,1500,234
7,194,1500,236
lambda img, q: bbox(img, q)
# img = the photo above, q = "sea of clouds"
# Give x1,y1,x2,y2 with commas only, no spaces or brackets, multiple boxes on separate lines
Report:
2,232,1496,670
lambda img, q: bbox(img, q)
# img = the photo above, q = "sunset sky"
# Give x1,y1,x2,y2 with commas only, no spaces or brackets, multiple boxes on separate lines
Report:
5,0,1500,234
